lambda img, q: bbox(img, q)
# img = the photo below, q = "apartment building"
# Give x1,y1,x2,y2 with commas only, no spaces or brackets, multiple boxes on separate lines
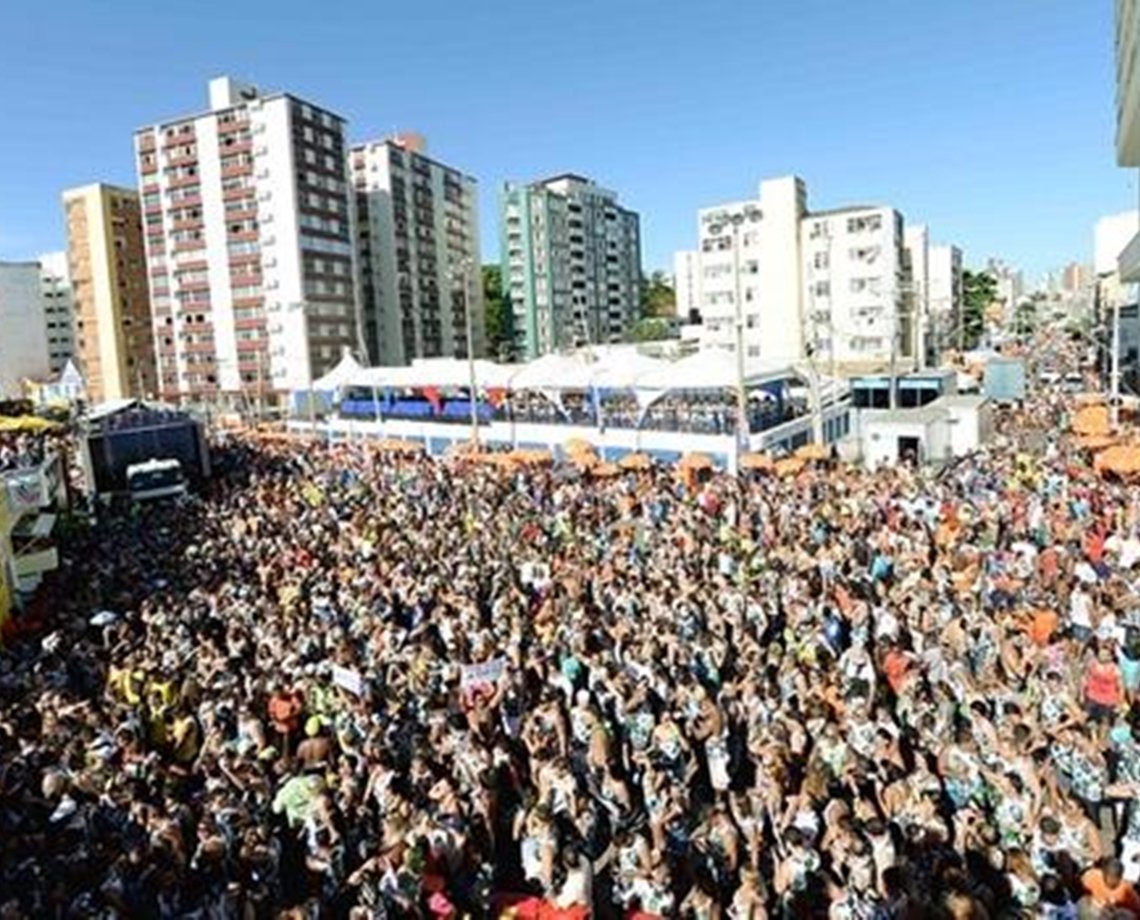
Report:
37,253,76,375
929,244,964,353
62,184,158,402
134,76,359,404
680,176,914,374
903,226,930,366
1116,1,1140,282
350,134,483,366
696,177,807,364
673,250,702,322
801,205,910,373
501,174,641,360
0,262,51,397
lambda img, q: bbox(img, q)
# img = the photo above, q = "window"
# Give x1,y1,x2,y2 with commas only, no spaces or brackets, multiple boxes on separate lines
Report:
846,214,883,234
813,252,829,270
814,281,830,298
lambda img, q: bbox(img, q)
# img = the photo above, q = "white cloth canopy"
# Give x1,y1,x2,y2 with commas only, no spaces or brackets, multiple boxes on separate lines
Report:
312,352,364,391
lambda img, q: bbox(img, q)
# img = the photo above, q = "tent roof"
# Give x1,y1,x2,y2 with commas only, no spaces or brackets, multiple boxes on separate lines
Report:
312,352,364,391
335,347,802,394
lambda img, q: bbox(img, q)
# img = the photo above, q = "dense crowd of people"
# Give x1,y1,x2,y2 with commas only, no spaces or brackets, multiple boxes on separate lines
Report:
4,357,1140,917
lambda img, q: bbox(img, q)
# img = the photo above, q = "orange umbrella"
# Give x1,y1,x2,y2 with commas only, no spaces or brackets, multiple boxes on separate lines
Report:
678,452,713,471
446,441,479,457
564,437,595,456
1072,405,1111,436
1094,444,1140,476
570,451,599,470
375,437,424,454
739,452,774,472
795,443,830,462
509,448,554,466
618,452,653,471
591,462,621,479
775,457,806,477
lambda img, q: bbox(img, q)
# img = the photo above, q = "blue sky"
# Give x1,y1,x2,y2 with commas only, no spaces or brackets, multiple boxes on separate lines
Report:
0,0,1130,280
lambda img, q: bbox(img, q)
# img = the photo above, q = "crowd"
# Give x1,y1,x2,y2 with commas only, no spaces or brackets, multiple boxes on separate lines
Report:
4,364,1140,918
0,431,50,472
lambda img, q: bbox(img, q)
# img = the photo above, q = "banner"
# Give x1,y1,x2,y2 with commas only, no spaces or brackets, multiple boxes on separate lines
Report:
331,664,365,696
461,658,506,693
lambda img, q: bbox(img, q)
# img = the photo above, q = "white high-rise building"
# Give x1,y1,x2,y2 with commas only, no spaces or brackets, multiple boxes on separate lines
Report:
501,174,641,360
673,250,701,321
37,252,75,375
801,205,909,373
929,245,965,352
904,225,930,366
0,262,52,397
350,134,483,366
684,176,916,374
134,76,360,404
696,176,807,363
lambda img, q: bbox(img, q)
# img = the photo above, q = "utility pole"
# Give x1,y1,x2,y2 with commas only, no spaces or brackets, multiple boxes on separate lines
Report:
461,258,480,448
1112,299,1122,430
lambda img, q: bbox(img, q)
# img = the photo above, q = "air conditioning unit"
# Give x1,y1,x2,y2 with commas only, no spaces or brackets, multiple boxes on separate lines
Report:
266,279,279,289
253,123,266,134
258,191,272,202
255,146,268,157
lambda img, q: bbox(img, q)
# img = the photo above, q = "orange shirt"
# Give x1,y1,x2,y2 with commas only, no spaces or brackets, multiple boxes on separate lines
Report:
1081,869,1140,914
1029,609,1059,647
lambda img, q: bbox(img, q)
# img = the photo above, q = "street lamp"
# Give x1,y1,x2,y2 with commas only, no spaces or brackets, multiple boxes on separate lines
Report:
459,257,480,448
705,206,760,459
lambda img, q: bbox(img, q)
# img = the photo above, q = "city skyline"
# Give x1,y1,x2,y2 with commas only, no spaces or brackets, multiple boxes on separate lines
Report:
0,0,1130,280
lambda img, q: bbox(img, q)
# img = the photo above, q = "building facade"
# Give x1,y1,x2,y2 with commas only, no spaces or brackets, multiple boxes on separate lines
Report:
928,245,964,354
673,250,702,323
37,252,75,375
696,177,807,364
680,176,916,375
801,205,910,373
0,262,51,397
134,76,360,405
501,174,641,360
62,184,158,403
903,225,930,367
1116,1,1140,282
350,135,483,366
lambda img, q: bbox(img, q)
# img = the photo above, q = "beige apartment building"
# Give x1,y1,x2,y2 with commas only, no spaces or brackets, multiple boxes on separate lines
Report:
62,183,158,402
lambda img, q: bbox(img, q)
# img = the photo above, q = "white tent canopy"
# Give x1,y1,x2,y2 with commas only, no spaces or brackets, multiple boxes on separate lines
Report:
329,345,803,397
312,352,364,391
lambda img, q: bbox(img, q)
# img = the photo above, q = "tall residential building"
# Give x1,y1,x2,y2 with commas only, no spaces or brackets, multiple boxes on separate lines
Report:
696,177,807,363
1116,1,1140,283
37,253,76,375
62,183,158,402
801,205,909,372
0,262,51,397
903,226,930,366
686,175,912,373
134,76,359,404
673,250,702,322
350,135,483,365
501,174,641,359
929,245,964,352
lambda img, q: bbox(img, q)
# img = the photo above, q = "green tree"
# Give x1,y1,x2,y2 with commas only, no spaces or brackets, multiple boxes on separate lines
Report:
628,316,673,342
641,270,676,318
482,264,514,361
961,269,997,350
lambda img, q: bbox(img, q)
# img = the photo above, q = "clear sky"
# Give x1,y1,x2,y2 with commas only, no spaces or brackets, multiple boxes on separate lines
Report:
0,0,1130,280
